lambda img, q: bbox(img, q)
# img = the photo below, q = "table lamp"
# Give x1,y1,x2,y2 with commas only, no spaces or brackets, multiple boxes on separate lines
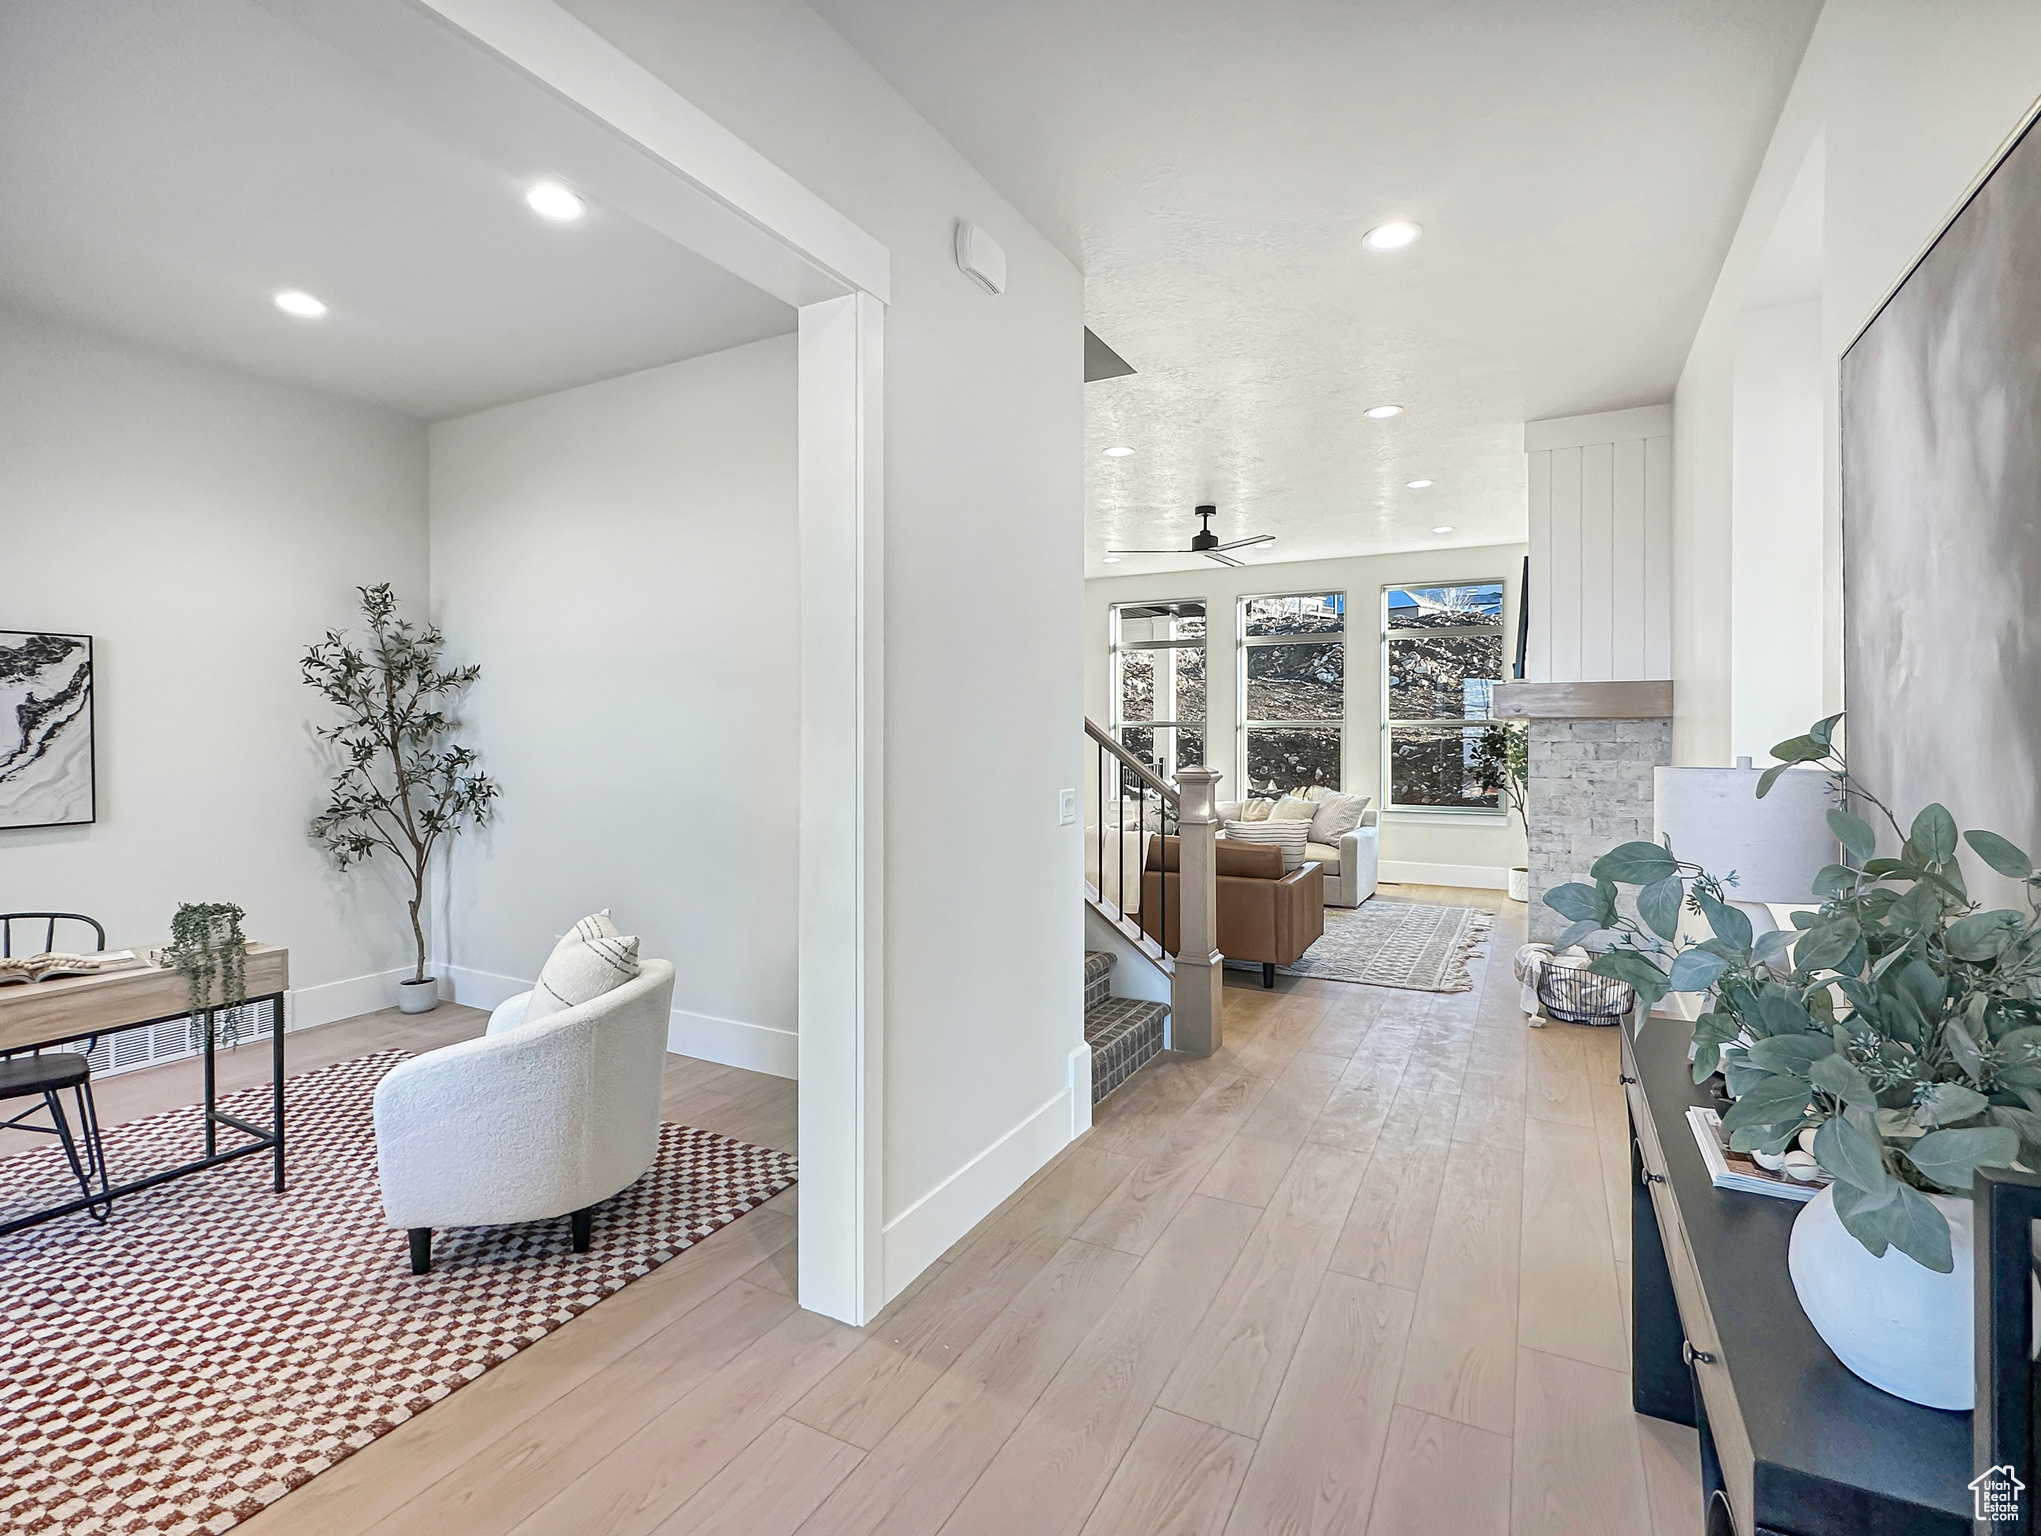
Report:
1653,758,1835,933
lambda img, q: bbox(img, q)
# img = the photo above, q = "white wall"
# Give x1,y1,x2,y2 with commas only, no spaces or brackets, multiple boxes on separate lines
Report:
1086,544,1529,889
1729,299,1824,762
428,334,800,1076
557,0,1087,1300
0,303,430,1021
1673,0,2041,763
1524,405,1672,683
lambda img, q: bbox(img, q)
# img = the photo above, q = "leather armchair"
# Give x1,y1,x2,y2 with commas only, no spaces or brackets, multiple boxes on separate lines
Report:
1139,836,1326,988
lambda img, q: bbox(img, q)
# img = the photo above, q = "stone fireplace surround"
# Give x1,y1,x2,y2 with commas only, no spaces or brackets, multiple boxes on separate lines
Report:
1491,681,1675,942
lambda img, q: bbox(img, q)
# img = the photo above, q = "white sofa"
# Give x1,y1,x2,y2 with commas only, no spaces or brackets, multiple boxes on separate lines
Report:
373,959,676,1273
1216,797,1380,908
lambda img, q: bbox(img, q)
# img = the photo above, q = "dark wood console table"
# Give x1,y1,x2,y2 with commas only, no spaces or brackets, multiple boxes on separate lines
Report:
1623,1014,1971,1535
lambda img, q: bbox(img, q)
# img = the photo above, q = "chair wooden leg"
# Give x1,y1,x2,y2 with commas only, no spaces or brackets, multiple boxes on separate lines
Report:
409,1228,432,1274
571,1206,593,1253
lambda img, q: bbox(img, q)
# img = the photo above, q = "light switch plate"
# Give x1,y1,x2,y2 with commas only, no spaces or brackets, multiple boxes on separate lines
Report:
1058,788,1077,826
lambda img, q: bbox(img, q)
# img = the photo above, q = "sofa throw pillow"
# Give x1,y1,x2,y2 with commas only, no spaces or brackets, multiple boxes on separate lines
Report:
1308,791,1368,844
1224,818,1310,871
540,909,621,971
526,926,642,1024
1269,795,1318,823
1238,798,1275,822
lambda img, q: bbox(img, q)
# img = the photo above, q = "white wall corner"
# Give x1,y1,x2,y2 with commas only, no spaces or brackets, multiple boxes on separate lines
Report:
1068,1044,1092,1139
880,1084,1073,1303
287,967,414,1032
1523,403,1674,452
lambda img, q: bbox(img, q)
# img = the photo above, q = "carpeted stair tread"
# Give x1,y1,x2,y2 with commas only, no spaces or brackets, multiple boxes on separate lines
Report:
1085,995,1168,1105
1083,950,1116,1009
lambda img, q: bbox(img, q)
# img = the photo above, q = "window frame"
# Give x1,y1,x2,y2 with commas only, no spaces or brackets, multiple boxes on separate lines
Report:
1379,578,1509,818
1234,589,1348,797
1107,599,1209,781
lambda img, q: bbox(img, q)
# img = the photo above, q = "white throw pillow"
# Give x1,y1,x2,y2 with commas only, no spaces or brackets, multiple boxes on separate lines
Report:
1308,791,1369,844
541,909,620,970
1224,819,1310,872
526,923,642,1024
1269,795,1318,823
1237,798,1275,823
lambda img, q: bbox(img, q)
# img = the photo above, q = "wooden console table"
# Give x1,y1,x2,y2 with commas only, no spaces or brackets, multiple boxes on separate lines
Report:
1623,1014,1970,1535
0,944,289,1235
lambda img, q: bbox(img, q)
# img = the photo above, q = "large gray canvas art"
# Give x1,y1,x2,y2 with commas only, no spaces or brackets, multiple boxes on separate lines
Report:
1842,115,2041,863
0,631,94,829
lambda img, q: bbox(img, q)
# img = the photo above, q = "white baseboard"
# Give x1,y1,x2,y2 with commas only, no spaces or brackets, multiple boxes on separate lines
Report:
288,967,411,1031
669,1009,797,1080
1069,1044,1093,1138
1379,860,1511,891
440,964,796,1079
880,1083,1073,1302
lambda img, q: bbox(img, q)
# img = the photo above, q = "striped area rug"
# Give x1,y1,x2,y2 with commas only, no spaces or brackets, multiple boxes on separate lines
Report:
0,1052,795,1535
1232,899,1493,992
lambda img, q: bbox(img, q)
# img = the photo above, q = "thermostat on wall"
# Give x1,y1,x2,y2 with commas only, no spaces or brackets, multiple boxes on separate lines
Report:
955,222,1006,294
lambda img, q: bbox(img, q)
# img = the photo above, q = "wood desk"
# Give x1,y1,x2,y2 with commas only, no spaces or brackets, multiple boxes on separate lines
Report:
1623,1013,1970,1535
0,944,289,1234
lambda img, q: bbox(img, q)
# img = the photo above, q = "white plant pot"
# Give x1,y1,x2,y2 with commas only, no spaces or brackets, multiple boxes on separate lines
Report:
397,977,441,1015
1787,1183,1973,1409
1507,866,1530,903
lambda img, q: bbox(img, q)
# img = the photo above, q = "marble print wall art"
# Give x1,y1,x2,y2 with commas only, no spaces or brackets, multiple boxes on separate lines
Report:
0,631,94,829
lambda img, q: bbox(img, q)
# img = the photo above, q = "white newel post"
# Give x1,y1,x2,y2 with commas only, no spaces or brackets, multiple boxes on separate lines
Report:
1172,766,1224,1056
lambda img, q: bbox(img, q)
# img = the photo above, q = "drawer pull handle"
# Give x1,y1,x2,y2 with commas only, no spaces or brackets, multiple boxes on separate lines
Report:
1641,1169,1666,1185
1682,1341,1717,1367
1619,1073,1638,1085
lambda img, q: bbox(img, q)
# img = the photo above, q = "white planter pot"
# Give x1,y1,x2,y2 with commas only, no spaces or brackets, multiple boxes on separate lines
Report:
1507,866,1530,903
397,977,441,1015
1787,1183,1973,1409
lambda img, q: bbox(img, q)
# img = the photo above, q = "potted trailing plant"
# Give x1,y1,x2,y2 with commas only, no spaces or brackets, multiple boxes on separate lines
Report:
1546,713,2036,1408
1473,718,1530,901
302,584,500,1014
162,901,251,1047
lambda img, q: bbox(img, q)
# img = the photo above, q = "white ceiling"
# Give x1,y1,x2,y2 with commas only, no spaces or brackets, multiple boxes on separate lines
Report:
0,0,795,421
809,0,1823,575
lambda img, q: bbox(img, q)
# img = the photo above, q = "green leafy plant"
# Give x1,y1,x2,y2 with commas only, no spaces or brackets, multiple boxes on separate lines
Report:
1544,713,2036,1273
1472,719,1529,837
302,584,500,984
164,901,248,1047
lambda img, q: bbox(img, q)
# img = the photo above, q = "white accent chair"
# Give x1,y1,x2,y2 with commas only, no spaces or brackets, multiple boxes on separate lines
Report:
373,959,676,1273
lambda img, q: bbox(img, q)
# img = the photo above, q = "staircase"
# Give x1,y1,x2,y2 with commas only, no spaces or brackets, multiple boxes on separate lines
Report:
1084,950,1169,1104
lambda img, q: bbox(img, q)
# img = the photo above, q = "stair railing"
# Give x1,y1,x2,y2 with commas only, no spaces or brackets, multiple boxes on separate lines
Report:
1084,719,1223,1055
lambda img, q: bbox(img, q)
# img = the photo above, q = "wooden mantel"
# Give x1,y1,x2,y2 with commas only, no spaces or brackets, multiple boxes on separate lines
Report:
1491,680,1673,720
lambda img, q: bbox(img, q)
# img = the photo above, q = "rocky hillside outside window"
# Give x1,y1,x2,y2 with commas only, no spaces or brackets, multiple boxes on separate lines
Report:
1109,600,1206,781
1237,592,1346,795
1382,581,1505,811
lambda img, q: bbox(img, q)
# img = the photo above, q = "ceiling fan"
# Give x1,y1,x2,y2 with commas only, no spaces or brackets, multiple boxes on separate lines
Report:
1108,504,1273,567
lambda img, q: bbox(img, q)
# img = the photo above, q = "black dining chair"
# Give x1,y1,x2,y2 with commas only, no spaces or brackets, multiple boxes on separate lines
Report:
1,912,114,1222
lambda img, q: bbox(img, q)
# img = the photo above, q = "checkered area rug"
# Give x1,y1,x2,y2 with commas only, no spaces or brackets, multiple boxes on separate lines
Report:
0,1051,796,1535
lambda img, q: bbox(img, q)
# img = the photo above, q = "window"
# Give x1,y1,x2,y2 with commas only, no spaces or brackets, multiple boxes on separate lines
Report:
1382,581,1506,811
1238,591,1346,794
1109,600,1206,779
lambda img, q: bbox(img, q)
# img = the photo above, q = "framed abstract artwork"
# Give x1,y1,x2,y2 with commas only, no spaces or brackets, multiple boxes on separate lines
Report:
0,631,94,829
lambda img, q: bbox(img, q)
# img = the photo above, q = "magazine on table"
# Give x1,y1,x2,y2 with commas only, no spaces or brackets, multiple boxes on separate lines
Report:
0,949,142,986
1685,1105,1828,1203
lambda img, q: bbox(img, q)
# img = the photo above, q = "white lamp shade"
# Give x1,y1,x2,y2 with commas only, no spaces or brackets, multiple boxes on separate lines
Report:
1653,763,1835,905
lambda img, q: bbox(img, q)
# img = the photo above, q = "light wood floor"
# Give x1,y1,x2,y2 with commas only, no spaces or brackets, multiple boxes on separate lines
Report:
19,887,1701,1534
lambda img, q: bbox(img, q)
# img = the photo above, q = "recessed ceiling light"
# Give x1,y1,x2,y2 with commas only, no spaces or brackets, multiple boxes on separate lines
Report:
1103,556,1122,564
1102,446,1135,458
273,289,327,319
1362,221,1422,251
1406,478,1434,489
1364,404,1402,420
526,181,586,221
1432,525,1455,535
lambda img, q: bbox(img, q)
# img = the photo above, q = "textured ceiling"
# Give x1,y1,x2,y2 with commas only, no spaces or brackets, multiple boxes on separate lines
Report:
809,0,1823,574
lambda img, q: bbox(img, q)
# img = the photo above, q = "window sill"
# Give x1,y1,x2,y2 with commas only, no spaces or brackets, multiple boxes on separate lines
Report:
1379,806,1509,821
